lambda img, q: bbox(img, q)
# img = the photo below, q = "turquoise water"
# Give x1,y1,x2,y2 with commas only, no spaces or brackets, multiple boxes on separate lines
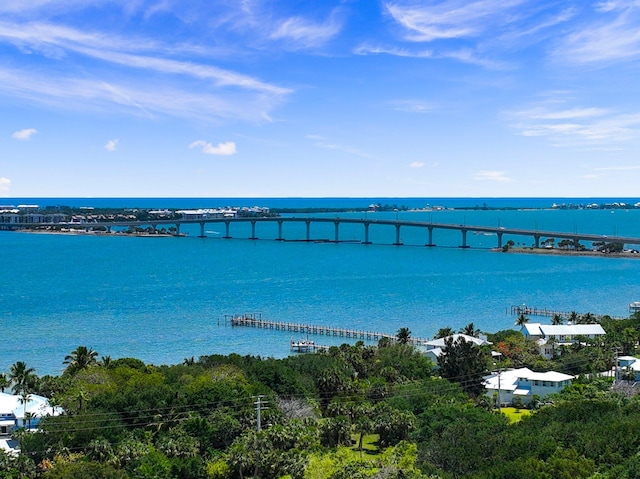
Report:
2,199,640,376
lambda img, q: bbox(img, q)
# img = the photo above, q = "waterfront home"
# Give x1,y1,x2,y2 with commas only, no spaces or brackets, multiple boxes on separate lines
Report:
419,333,492,366
0,392,62,436
483,368,574,406
522,322,606,358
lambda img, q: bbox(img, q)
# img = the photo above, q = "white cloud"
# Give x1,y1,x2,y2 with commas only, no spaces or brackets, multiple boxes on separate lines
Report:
473,170,512,182
390,100,432,113
512,99,640,148
270,13,342,49
409,161,425,168
555,3,640,64
384,0,526,42
12,128,37,140
0,177,10,195
105,139,119,151
189,140,237,156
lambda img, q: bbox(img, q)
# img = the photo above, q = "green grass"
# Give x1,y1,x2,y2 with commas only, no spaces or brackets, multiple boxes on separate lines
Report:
348,433,381,459
500,407,532,423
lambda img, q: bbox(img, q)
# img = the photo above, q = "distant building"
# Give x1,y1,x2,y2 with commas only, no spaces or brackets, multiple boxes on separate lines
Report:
0,393,62,436
522,322,606,358
419,334,492,366
484,367,574,406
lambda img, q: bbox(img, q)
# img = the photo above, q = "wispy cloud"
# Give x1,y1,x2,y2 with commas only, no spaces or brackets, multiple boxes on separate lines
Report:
473,170,512,182
0,18,290,122
270,12,343,49
12,128,37,140
0,66,279,122
554,3,640,64
104,139,119,151
389,100,433,113
384,0,527,42
0,177,10,195
310,138,369,157
189,140,238,156
409,161,425,168
513,104,640,147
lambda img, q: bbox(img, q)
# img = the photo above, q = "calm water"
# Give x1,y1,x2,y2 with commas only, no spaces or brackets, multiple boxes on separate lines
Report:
2,198,640,376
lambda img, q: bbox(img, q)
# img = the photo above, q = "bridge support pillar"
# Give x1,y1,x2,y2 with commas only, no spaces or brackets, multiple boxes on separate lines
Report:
198,222,205,238
394,225,403,245
459,229,470,248
107,226,112,234
426,226,435,246
249,220,258,240
363,222,371,244
223,221,231,239
176,224,180,236
276,220,284,241
534,235,540,248
334,221,339,243
497,232,503,248
305,220,311,241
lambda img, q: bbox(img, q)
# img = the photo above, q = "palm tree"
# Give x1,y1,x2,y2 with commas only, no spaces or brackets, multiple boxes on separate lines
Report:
18,391,32,428
396,327,412,344
9,361,35,394
460,323,480,337
63,346,98,375
568,311,579,324
582,312,596,324
551,314,564,325
515,314,529,328
0,373,9,393
434,327,454,339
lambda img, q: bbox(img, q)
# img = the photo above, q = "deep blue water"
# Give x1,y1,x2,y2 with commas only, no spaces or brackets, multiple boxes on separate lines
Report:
2,198,640,376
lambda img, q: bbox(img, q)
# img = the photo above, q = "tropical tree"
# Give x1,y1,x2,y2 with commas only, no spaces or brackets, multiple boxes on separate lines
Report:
551,314,564,325
460,322,480,337
396,327,412,344
438,336,491,396
18,391,32,428
434,327,454,339
569,311,579,324
515,314,529,328
8,361,35,394
64,345,98,375
0,373,9,393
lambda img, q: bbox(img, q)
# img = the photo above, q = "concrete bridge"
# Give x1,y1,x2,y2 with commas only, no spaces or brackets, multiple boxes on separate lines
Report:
7,216,640,249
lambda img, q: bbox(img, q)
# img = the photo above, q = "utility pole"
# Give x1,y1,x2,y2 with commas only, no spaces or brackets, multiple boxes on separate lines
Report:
254,395,267,432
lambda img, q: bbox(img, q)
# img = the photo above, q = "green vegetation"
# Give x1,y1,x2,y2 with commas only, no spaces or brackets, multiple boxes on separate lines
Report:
2,314,640,478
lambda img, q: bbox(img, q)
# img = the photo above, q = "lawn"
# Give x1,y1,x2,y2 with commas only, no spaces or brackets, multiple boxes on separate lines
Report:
500,407,532,423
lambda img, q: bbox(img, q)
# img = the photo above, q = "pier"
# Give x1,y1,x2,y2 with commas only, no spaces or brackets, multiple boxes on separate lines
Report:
510,305,627,321
224,313,428,344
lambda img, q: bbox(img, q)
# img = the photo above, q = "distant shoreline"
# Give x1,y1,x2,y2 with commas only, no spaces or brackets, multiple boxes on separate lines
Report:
496,247,640,259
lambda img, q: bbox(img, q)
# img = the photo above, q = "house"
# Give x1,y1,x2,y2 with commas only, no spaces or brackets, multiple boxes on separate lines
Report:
484,367,573,406
0,393,62,436
419,334,492,367
618,356,640,381
522,323,606,358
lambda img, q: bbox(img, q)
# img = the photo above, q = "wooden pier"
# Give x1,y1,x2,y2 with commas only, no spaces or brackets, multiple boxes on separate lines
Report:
290,340,329,353
510,305,627,321
224,313,428,345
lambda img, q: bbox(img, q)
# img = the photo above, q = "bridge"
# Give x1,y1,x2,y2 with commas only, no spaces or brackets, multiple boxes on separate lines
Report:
6,216,640,249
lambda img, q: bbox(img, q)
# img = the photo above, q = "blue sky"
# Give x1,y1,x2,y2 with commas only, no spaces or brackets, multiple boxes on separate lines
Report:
1,0,640,198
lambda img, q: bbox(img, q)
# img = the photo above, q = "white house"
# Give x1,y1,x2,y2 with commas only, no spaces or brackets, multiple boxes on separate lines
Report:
0,393,62,436
618,356,640,381
522,323,606,358
419,334,492,367
484,368,574,406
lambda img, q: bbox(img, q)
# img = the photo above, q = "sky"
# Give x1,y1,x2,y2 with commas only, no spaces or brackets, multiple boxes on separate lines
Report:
1,0,640,198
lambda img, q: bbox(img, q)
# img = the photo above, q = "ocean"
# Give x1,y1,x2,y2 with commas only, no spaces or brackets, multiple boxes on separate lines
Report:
2,197,640,376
